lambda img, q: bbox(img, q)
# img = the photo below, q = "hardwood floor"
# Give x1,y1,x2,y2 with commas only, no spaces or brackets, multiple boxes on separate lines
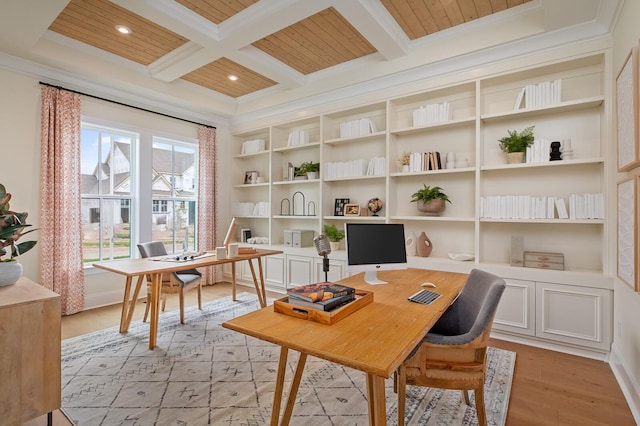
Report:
25,282,636,425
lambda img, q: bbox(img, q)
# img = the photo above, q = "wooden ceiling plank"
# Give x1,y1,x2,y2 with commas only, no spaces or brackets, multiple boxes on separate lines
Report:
456,0,480,22
473,0,494,17
176,0,257,25
489,0,508,12
440,0,465,26
410,0,442,36
323,8,376,57
424,0,452,31
381,0,418,40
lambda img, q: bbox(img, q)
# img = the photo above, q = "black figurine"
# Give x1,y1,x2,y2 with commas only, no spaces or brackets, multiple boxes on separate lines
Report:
550,141,562,161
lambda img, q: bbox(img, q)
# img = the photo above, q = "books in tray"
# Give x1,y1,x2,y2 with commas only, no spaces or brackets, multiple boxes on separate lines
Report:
286,282,355,303
286,293,355,312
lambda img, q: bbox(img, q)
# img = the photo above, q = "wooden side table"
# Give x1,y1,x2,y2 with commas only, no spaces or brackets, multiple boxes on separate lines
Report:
0,277,61,425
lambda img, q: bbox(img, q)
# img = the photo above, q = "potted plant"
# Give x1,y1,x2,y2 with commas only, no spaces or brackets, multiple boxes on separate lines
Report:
498,125,535,164
323,223,345,250
296,161,320,179
0,183,38,285
410,184,451,216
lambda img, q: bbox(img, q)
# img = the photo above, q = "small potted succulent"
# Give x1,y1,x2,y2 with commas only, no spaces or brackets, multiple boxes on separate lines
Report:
498,125,535,164
410,184,451,216
0,183,38,285
323,223,345,250
296,161,320,179
398,152,411,173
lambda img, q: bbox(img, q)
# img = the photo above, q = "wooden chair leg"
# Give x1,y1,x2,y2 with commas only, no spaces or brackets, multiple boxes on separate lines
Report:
474,386,487,426
179,289,185,324
462,389,470,405
143,289,151,322
161,294,167,311
197,284,202,310
397,366,407,426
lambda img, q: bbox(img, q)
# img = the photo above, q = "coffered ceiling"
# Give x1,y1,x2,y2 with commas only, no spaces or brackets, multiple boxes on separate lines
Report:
0,0,621,123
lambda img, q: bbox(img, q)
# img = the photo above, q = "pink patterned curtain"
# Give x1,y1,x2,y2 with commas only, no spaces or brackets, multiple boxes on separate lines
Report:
197,126,218,285
40,86,84,315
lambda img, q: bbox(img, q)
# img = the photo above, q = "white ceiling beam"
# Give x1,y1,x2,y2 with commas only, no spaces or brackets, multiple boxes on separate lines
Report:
0,0,70,53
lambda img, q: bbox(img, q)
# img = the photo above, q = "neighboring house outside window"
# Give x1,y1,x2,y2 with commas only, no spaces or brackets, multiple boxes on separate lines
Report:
80,125,198,263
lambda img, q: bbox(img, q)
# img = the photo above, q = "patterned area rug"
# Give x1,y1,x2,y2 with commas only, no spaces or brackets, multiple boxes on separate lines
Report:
61,293,515,425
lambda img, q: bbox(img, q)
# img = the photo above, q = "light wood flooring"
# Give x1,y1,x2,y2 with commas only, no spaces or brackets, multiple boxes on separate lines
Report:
26,282,636,426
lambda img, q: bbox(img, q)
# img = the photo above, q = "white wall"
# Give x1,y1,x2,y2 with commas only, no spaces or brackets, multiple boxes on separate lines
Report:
0,68,231,307
610,0,640,419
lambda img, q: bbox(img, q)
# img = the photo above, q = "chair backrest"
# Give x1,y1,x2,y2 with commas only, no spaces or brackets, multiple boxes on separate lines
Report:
137,241,168,258
426,269,506,345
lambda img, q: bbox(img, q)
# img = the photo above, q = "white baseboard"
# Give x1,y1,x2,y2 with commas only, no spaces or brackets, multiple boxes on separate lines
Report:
609,343,640,424
490,331,609,361
84,289,138,310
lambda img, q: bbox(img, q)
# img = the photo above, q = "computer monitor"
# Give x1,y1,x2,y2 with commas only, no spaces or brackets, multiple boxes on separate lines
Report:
345,223,408,285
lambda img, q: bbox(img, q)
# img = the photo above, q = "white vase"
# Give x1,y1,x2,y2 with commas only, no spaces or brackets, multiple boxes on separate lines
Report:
405,232,417,256
306,171,317,180
0,261,23,286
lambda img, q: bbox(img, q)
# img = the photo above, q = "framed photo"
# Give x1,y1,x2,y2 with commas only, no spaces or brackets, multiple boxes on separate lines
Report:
617,176,638,290
616,47,640,172
334,198,350,216
244,171,256,184
344,204,360,216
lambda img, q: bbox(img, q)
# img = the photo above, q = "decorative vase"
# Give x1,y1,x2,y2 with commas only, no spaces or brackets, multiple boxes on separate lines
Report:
416,232,433,257
405,232,417,256
306,171,317,180
402,165,410,173
417,199,446,216
506,152,525,164
0,261,23,286
330,241,341,251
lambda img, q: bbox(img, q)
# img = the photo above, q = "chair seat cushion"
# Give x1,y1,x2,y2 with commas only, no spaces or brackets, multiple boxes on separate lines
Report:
175,273,201,286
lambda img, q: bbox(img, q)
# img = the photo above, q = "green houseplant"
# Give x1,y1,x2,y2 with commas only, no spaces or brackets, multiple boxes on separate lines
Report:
498,125,535,163
323,223,345,250
296,161,320,179
0,183,37,285
410,184,451,216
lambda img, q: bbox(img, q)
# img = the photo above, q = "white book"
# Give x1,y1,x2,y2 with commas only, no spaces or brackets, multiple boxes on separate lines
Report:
556,198,569,219
514,88,526,110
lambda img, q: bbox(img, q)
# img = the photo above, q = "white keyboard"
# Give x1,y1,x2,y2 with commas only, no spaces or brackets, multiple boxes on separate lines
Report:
408,289,440,305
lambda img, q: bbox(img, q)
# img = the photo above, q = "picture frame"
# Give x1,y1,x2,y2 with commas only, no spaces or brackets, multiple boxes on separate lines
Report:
617,176,638,290
344,204,360,216
616,47,640,172
334,198,350,216
244,171,256,184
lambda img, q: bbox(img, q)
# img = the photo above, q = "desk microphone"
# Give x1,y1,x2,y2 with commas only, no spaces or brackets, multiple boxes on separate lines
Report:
314,234,331,282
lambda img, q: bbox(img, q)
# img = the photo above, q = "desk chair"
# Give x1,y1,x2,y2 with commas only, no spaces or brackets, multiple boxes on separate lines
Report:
395,269,506,426
137,241,202,324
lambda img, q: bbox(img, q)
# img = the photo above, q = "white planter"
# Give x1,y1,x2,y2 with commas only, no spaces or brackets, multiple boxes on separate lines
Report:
0,261,22,286
329,241,341,251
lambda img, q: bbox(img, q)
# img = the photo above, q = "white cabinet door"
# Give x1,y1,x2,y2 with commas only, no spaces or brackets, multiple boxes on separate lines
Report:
264,254,286,293
493,278,535,336
314,258,347,283
535,282,612,351
285,255,314,289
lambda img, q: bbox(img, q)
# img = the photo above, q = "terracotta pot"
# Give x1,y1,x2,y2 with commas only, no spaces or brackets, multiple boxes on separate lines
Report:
506,152,525,164
329,241,341,251
416,232,433,257
0,261,22,286
416,199,446,216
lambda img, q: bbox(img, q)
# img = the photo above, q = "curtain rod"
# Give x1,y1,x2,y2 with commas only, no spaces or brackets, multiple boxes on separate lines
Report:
39,81,216,129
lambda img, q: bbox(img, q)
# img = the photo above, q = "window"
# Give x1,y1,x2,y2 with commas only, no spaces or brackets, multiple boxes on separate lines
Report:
80,125,134,262
80,125,198,263
151,138,198,253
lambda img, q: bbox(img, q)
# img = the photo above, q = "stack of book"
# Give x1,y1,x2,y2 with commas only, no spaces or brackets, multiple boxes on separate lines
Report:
286,282,356,311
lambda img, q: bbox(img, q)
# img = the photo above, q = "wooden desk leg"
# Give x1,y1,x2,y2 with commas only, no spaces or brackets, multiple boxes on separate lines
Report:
122,275,145,332
271,347,289,426
257,257,267,306
366,373,387,426
119,276,133,333
247,259,266,308
148,273,162,349
231,262,237,302
281,352,308,425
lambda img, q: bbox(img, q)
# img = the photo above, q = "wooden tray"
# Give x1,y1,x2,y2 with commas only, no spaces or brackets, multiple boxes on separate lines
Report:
273,290,373,325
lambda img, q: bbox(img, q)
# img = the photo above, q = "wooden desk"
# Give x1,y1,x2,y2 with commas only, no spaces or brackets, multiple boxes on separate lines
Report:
93,248,282,349
222,268,467,426
0,277,61,425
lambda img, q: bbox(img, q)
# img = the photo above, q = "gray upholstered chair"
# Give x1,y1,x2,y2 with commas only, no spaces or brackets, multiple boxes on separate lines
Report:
394,268,506,426
137,241,202,324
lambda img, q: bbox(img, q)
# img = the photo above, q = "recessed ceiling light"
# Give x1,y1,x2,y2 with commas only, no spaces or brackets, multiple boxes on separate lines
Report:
115,25,132,34
227,74,238,81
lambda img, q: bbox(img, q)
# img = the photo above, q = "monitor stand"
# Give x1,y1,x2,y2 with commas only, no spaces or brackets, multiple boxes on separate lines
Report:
364,271,387,285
